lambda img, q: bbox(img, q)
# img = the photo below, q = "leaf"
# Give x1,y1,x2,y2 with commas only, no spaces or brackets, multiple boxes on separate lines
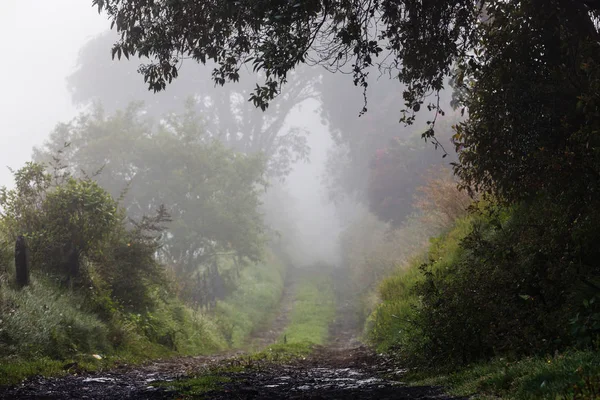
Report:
94,0,104,13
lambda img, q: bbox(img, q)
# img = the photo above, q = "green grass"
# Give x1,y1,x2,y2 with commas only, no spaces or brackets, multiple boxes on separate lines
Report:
0,275,112,359
0,274,229,386
155,269,338,398
0,358,73,386
231,270,337,362
155,373,232,398
0,352,148,386
279,273,336,346
408,350,600,399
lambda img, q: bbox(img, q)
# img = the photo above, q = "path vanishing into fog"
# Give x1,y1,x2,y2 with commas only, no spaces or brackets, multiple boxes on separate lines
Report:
0,269,465,400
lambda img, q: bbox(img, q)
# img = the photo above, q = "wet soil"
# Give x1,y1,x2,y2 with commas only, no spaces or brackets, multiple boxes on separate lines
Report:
199,343,467,400
0,353,231,399
0,268,467,399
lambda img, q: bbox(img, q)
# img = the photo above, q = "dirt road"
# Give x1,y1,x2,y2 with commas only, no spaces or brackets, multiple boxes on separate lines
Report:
0,268,465,399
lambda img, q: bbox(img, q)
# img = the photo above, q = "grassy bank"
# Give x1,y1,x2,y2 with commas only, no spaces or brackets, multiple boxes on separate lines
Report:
365,215,474,356
409,351,600,399
366,202,600,399
0,253,286,386
0,278,224,385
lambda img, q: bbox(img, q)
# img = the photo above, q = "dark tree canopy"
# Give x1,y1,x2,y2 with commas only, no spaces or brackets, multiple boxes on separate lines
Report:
92,0,600,224
452,1,600,204
319,70,456,206
366,118,457,226
93,0,600,134
92,0,482,128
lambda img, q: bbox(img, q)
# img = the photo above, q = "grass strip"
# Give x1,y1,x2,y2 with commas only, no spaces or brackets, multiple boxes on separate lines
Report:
407,350,600,399
158,270,337,397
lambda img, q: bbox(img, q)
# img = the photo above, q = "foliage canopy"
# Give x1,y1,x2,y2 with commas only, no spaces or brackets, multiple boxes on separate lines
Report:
92,0,599,125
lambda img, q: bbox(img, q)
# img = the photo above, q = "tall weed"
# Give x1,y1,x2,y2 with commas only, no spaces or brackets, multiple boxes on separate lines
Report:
0,276,110,358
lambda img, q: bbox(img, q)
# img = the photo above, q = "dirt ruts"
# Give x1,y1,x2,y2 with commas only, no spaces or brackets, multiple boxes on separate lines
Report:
245,266,298,351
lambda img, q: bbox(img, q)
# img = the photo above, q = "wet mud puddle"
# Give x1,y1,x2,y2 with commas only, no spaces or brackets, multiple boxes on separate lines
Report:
206,353,463,399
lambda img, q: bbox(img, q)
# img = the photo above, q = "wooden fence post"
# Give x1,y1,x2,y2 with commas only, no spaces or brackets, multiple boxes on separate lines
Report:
15,235,29,288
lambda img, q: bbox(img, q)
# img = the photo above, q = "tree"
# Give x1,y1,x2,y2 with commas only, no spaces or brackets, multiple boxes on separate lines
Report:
319,69,458,218
68,32,319,178
90,0,476,129
452,1,600,205
367,134,446,226
0,162,168,310
33,103,268,291
90,0,600,221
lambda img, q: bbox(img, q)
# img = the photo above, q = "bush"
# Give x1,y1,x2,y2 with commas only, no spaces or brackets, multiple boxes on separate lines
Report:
0,162,171,314
414,166,474,230
365,258,425,353
369,198,600,367
125,298,227,355
416,199,600,365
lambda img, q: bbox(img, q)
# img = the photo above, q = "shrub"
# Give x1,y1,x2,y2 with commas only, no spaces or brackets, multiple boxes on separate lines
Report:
0,162,171,313
370,197,600,367
413,165,474,230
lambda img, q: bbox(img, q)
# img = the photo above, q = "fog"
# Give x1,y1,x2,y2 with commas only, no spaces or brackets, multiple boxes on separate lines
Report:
0,1,349,268
1,4,588,396
0,1,453,271
279,99,343,267
0,1,105,187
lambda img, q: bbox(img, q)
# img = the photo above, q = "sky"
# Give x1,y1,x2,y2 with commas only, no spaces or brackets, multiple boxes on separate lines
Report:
0,1,106,186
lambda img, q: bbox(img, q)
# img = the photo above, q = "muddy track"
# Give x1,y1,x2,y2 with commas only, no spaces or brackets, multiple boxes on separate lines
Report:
0,268,466,399
198,268,466,399
244,266,298,351
200,350,466,399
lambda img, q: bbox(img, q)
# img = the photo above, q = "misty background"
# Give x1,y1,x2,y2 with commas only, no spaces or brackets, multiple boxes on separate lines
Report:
0,1,341,267
1,4,596,396
0,0,453,269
